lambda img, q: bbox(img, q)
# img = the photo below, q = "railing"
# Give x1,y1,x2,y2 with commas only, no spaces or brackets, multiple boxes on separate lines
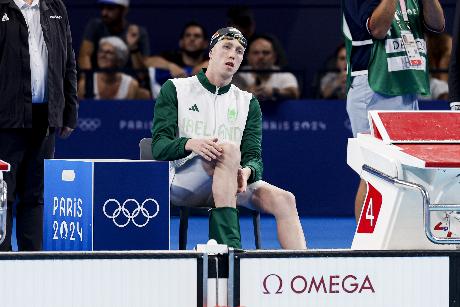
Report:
78,67,449,100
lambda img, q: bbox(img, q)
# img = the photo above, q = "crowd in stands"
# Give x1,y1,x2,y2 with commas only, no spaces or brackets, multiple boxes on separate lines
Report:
76,0,452,101
318,44,347,100
423,32,452,100
78,36,150,99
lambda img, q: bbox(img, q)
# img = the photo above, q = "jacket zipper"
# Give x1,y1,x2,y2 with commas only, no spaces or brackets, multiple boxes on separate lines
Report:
212,87,219,136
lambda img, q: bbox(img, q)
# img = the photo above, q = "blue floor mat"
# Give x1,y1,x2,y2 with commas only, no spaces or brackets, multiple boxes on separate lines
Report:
12,216,356,251
169,215,356,250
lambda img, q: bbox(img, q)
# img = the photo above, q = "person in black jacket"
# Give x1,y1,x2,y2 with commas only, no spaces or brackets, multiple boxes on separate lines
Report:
0,0,77,251
449,1,460,110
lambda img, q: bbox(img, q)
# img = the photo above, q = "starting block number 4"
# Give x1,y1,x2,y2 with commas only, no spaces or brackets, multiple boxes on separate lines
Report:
357,183,383,233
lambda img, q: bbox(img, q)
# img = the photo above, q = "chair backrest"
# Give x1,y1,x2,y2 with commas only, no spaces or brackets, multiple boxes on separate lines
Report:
139,138,154,160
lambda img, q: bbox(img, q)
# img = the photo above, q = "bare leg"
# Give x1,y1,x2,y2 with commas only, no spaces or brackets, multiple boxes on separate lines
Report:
244,182,307,249
355,179,367,223
212,143,240,208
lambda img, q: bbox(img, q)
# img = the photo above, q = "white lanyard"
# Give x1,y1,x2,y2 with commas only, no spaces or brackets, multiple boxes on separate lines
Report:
399,0,409,22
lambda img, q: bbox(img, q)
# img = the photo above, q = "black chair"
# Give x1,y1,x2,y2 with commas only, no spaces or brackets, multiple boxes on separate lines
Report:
139,137,261,250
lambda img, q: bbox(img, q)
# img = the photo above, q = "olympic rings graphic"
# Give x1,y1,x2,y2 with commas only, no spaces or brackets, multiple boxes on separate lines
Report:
103,198,159,228
78,118,101,131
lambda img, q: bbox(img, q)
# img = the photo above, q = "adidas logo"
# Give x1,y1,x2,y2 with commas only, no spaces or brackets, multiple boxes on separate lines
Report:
189,104,199,112
2,13,9,22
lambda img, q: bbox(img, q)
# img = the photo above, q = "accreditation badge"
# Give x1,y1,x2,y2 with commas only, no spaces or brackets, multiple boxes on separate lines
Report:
401,30,422,66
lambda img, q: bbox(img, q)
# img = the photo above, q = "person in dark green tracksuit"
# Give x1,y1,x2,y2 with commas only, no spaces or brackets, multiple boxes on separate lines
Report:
151,27,307,249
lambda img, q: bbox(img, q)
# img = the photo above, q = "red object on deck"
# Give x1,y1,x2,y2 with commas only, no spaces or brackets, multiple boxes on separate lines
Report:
398,144,460,168
377,112,460,142
0,160,10,172
369,111,460,168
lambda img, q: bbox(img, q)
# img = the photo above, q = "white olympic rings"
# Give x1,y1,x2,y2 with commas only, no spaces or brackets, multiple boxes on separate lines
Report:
103,198,159,228
78,118,101,131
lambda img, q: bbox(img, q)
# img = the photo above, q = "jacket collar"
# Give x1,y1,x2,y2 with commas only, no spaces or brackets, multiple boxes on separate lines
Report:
197,69,231,95
13,0,38,9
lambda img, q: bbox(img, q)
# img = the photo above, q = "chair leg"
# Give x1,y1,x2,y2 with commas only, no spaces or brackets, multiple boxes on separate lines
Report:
252,211,261,249
179,207,190,250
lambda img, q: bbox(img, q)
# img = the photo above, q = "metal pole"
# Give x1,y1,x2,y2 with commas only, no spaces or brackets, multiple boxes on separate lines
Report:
362,164,460,245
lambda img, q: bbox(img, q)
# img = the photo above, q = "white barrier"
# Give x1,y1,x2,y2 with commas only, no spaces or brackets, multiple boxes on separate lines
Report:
0,249,459,306
0,251,205,307
233,250,460,307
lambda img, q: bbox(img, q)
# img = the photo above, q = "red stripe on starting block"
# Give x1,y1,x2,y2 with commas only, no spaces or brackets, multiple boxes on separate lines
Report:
371,120,382,140
398,144,460,167
377,112,460,142
0,160,10,171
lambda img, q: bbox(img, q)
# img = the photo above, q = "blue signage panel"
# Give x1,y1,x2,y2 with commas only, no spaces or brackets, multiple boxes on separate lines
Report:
43,160,93,251
92,161,170,250
55,99,449,216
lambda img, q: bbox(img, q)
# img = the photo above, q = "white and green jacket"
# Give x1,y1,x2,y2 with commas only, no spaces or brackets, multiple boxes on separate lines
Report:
151,69,263,184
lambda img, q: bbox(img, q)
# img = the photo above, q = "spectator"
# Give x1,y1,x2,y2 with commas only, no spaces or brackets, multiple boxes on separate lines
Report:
78,0,150,78
226,5,288,67
227,5,256,41
145,21,209,78
235,35,300,101
422,33,452,100
320,44,347,99
78,37,150,100
145,22,209,98
162,21,209,75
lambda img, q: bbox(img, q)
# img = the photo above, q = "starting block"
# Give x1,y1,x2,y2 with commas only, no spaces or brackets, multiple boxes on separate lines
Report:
0,160,10,245
348,111,460,250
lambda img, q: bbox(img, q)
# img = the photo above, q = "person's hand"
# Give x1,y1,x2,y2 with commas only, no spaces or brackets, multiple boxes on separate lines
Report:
338,70,347,94
191,61,208,75
333,70,347,87
339,70,347,86
185,138,222,161
253,85,274,100
168,62,188,78
237,167,252,193
126,25,140,51
58,127,74,139
451,102,460,111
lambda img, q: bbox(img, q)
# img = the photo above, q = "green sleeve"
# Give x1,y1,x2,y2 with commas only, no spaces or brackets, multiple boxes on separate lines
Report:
240,97,263,183
151,80,190,160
